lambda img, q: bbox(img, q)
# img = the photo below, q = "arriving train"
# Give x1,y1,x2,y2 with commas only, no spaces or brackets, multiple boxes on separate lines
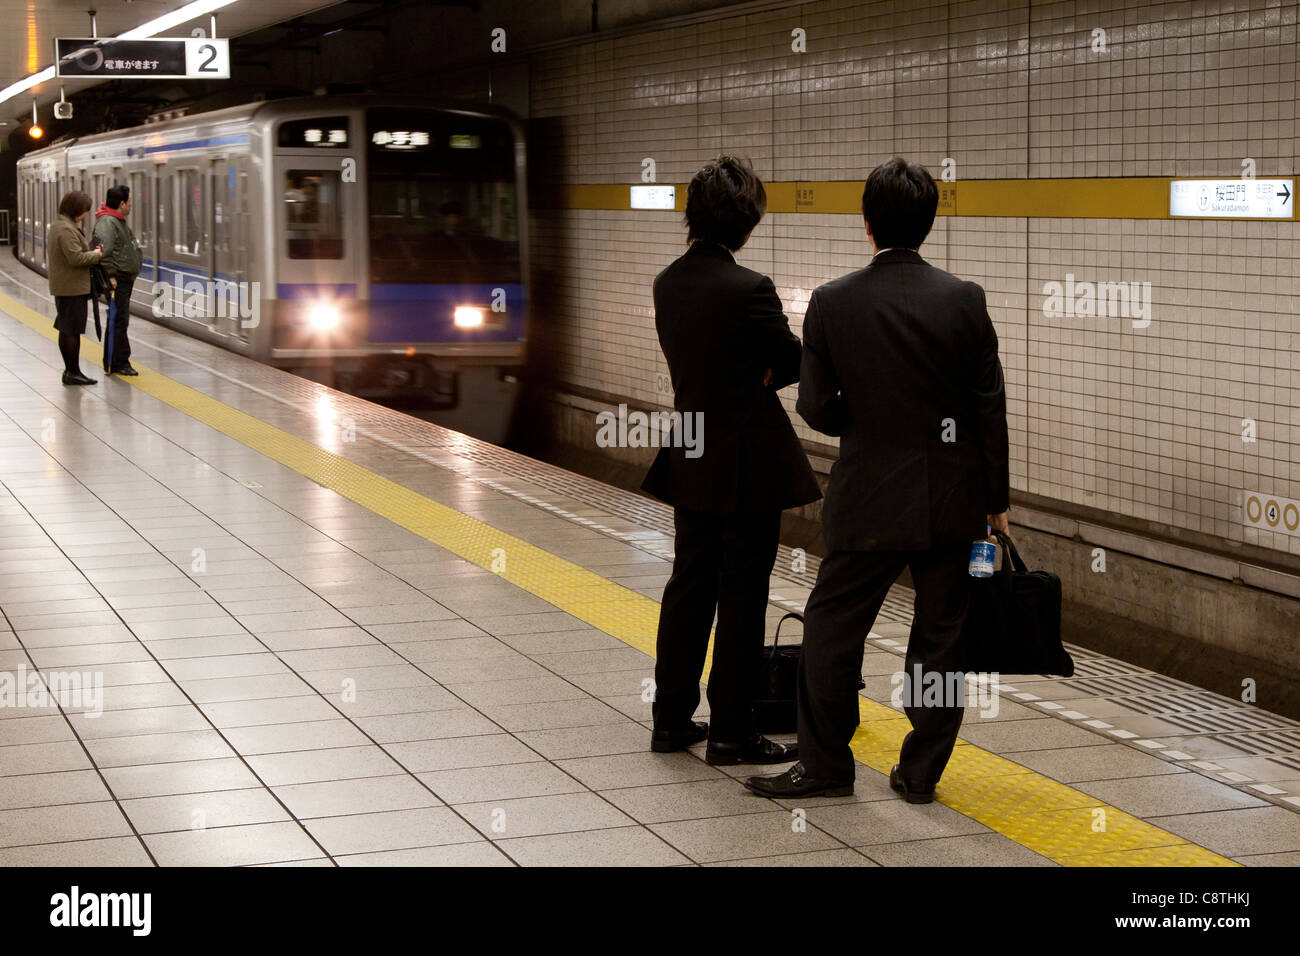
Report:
15,95,528,441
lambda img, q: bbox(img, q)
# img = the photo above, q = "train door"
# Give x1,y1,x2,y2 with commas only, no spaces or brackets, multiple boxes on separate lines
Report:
212,155,251,339
210,158,232,335
233,156,252,342
273,154,358,305
20,179,30,260
36,177,45,269
129,171,152,282
167,165,210,327
41,175,54,270
157,166,171,285
92,172,106,241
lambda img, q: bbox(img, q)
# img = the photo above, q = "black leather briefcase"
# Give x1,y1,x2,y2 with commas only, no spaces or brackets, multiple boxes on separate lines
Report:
754,611,866,733
753,612,802,733
962,531,1073,677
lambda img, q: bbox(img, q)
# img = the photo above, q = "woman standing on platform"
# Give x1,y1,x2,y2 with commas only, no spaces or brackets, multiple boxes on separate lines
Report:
47,191,102,386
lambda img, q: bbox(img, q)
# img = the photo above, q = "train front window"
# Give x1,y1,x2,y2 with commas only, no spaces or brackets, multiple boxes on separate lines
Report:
367,109,519,284
284,169,344,259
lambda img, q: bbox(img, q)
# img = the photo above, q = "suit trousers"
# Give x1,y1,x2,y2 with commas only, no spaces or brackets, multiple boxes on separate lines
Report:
797,543,972,783
653,507,781,743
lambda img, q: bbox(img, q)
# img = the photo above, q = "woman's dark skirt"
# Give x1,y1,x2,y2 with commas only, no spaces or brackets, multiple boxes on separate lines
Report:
53,295,89,335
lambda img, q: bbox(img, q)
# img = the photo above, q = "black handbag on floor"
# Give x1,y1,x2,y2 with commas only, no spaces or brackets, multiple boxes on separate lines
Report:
962,531,1073,677
754,611,866,733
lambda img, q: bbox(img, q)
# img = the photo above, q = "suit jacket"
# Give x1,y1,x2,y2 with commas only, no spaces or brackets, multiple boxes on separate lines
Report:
642,241,821,514
797,249,1009,551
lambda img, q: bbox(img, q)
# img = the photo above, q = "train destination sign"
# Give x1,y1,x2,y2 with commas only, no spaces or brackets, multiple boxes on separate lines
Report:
55,37,230,80
1170,178,1293,219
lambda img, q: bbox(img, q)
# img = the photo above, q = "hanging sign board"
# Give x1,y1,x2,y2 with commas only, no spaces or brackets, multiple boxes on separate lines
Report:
55,37,230,80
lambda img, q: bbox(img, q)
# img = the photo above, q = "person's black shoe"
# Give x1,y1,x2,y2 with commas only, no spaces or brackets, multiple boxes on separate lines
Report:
890,764,936,804
111,364,139,376
744,761,854,798
706,734,798,766
62,371,96,386
650,720,708,753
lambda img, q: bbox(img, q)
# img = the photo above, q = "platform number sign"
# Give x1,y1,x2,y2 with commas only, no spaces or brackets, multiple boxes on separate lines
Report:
185,38,230,78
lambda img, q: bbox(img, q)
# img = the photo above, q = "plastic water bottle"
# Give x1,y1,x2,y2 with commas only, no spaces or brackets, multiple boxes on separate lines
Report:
969,525,997,578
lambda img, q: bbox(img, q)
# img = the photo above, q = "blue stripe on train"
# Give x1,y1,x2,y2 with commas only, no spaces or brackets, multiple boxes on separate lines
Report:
276,283,358,299
368,283,524,343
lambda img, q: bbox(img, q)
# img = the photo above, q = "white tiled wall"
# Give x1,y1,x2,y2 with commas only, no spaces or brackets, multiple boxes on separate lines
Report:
528,0,1300,557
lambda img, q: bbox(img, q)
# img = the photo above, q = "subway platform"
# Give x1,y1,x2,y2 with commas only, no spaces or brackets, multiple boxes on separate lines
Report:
1,262,1298,868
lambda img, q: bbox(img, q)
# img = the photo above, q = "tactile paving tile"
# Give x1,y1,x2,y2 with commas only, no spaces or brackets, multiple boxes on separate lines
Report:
849,695,1234,866
1215,730,1300,756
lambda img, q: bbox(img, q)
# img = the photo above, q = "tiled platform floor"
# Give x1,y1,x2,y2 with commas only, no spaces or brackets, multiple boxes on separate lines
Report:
1,260,1298,866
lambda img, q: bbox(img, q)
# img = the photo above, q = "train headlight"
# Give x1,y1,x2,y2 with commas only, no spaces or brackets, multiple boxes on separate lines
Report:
454,305,485,329
308,304,340,330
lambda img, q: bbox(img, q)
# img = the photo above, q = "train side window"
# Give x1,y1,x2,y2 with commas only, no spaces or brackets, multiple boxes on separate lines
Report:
130,172,152,252
284,169,343,259
174,168,203,256
158,172,170,255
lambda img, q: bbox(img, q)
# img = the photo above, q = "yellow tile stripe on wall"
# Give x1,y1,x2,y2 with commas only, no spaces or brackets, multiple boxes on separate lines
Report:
566,178,1292,221
0,290,1236,866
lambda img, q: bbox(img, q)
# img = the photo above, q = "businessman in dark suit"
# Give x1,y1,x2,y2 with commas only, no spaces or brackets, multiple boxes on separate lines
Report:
747,158,1010,800
643,156,821,765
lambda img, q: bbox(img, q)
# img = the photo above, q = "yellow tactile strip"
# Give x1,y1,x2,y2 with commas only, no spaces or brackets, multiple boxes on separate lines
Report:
0,290,1236,866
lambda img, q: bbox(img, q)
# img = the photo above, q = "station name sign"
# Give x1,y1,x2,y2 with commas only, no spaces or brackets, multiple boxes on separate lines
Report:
55,37,230,80
1170,178,1293,219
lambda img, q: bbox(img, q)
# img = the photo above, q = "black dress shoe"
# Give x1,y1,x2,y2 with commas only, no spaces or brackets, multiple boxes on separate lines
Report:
706,734,798,766
62,371,96,386
111,364,139,376
889,764,936,804
745,762,854,798
650,720,708,753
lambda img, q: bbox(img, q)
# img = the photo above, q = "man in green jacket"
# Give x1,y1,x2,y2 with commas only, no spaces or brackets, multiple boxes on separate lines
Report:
92,185,143,375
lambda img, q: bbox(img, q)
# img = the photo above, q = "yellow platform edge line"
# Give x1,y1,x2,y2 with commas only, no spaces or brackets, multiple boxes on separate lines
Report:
564,177,1294,221
0,289,1237,867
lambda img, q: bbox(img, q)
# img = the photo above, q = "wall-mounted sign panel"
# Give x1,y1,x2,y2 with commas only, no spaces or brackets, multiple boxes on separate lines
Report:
1244,490,1300,536
630,185,675,210
55,38,230,79
1170,179,1293,219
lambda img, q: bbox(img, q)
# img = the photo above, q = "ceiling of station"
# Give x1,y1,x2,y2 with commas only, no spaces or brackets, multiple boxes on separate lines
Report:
1,0,344,120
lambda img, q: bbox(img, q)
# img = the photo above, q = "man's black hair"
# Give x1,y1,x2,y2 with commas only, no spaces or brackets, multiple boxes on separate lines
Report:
105,185,130,209
684,156,766,251
861,158,937,250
